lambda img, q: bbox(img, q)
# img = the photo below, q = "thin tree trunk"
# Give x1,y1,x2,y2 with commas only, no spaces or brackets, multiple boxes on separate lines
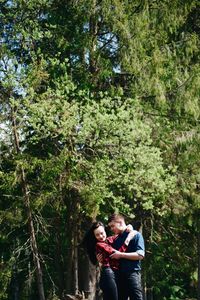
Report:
197,212,200,300
142,215,153,300
21,168,45,300
88,262,97,300
89,0,98,76
74,224,79,295
11,107,45,300
54,216,65,298
27,262,32,298
12,264,19,300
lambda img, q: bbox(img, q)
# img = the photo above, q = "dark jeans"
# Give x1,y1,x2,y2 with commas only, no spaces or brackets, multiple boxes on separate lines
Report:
118,271,143,300
99,267,119,300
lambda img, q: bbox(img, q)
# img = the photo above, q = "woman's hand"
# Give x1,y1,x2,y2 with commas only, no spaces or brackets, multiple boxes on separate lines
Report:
124,228,138,246
126,224,134,232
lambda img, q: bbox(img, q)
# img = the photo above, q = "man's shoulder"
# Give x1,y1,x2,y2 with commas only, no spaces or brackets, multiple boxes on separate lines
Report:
136,231,143,236
129,231,143,242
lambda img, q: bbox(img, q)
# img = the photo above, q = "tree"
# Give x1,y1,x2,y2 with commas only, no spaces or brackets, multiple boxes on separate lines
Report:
1,0,200,299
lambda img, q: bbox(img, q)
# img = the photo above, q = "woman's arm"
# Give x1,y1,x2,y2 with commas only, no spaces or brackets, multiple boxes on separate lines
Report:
96,239,128,256
96,230,137,256
107,225,137,247
96,241,116,255
124,229,138,246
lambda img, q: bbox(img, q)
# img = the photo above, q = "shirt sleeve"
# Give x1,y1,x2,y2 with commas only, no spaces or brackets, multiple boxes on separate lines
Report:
135,233,145,257
96,238,128,255
96,242,115,255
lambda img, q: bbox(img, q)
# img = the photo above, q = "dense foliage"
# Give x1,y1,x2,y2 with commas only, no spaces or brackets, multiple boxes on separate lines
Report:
0,0,199,299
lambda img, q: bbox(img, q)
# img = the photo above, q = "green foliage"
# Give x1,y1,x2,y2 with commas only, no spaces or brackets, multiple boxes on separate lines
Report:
75,96,175,217
0,0,200,299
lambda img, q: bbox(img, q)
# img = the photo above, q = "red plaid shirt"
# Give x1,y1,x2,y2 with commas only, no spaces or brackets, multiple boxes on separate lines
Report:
96,235,127,270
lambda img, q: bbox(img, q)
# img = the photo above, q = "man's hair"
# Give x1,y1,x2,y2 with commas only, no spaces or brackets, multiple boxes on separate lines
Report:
108,213,125,224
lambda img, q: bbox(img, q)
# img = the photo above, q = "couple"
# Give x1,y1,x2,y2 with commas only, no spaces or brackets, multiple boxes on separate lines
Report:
84,213,145,300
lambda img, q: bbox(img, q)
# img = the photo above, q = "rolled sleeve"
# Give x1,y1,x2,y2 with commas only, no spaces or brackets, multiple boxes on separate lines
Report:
136,233,145,257
136,250,145,257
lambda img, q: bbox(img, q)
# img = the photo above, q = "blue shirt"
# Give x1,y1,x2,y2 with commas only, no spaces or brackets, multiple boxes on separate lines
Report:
112,230,145,272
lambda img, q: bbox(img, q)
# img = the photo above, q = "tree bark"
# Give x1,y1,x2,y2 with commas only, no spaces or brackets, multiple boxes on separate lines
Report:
89,0,98,76
54,216,65,298
142,215,153,300
197,211,200,300
74,224,79,295
88,262,97,300
11,107,45,300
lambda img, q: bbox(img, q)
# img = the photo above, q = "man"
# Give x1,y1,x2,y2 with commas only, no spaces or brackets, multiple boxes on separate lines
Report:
108,213,145,300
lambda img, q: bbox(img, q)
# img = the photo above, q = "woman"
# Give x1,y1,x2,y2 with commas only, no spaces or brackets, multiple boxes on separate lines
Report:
83,221,135,300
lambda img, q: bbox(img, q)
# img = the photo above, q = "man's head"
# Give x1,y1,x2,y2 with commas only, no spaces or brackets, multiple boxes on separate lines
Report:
108,213,127,234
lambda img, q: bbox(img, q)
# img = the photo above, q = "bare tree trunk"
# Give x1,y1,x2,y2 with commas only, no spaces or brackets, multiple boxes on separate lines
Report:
74,224,79,295
88,262,97,300
27,262,32,298
142,215,153,300
89,0,98,76
65,207,74,294
12,264,19,300
11,107,45,300
198,212,200,300
54,216,65,298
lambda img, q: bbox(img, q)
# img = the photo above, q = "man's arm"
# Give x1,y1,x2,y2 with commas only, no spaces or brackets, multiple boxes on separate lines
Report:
109,250,144,260
96,229,137,264
110,232,145,260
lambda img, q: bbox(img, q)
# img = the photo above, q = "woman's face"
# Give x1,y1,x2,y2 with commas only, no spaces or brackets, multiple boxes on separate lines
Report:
94,225,107,242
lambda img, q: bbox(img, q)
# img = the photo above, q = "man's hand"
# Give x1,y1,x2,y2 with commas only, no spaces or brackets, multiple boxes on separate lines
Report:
110,250,121,260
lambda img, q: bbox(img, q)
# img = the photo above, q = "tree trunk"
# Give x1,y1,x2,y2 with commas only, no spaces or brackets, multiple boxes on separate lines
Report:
54,216,65,298
11,107,45,300
11,264,19,300
197,212,200,300
142,215,153,300
89,0,98,76
88,262,97,300
74,224,79,295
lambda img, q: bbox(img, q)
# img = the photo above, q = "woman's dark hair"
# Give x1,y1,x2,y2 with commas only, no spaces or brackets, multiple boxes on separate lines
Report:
82,221,105,265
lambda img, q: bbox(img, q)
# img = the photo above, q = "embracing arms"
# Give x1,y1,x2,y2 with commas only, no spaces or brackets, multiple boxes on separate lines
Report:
110,232,145,260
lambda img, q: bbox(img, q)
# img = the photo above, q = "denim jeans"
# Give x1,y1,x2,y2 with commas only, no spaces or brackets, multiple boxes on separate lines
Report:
99,267,119,300
118,271,143,300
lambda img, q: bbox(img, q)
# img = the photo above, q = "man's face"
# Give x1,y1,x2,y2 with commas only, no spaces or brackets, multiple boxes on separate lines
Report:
108,220,123,234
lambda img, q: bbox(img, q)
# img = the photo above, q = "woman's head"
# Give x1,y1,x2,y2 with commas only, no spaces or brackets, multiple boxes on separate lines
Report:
91,221,107,242
82,221,107,264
